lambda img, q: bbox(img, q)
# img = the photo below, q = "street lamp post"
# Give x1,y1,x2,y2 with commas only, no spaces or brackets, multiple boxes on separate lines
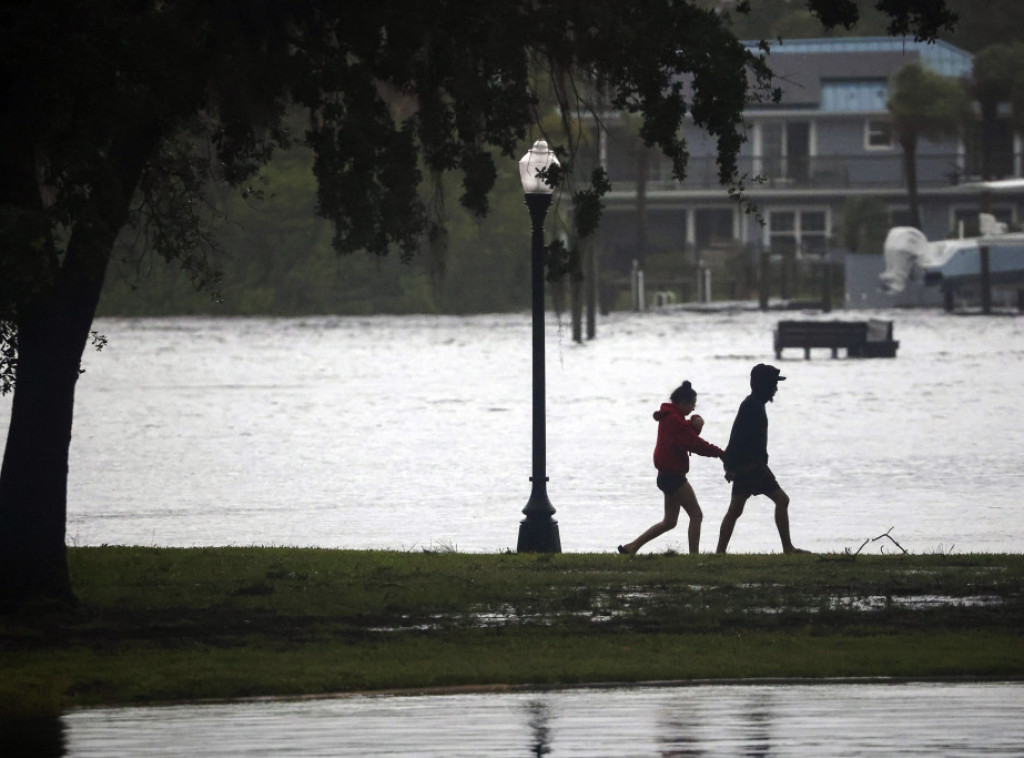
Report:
516,140,562,553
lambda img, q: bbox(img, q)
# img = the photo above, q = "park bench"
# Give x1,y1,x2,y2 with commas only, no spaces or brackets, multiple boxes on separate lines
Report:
774,319,898,359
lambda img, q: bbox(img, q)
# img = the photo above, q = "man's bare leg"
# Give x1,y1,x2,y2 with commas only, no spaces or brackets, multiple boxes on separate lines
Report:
716,493,748,553
768,487,808,553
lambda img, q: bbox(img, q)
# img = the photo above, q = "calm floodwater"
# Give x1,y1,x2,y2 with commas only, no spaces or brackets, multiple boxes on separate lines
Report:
2,307,1022,554
24,682,1017,756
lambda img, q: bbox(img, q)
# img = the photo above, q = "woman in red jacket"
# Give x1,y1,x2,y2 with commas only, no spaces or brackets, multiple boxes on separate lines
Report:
618,380,725,555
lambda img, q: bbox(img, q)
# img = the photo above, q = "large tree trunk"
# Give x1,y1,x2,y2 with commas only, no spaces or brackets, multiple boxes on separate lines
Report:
0,129,156,609
0,266,104,608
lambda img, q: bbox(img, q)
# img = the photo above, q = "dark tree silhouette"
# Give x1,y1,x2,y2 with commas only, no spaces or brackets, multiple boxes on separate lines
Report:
0,0,954,608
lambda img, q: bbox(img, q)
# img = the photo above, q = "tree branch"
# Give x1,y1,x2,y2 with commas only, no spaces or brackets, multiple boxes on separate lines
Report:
845,526,909,558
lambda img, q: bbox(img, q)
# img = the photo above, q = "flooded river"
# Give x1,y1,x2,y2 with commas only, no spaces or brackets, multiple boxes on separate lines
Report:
2,308,1019,555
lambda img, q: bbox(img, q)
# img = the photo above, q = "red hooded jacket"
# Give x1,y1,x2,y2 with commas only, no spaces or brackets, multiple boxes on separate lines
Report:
652,403,724,475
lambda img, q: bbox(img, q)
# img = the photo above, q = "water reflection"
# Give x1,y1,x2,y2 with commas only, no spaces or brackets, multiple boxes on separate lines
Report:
58,682,1024,757
0,713,66,758
526,700,551,756
741,692,772,758
653,689,774,757
655,705,707,757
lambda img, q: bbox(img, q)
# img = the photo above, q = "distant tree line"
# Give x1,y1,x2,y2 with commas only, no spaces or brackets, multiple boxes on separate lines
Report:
98,136,540,316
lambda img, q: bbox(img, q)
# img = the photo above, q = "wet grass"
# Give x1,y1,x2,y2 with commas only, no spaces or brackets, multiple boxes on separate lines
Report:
1,548,1022,712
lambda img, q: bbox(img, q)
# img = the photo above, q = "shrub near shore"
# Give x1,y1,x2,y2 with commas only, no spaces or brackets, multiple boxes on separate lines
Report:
1,548,1022,712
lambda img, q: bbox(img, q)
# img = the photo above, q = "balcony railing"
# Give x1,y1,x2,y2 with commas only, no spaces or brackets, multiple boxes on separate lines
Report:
611,153,1021,192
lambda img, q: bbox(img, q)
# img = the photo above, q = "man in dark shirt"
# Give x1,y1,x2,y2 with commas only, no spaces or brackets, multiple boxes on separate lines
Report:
717,363,807,554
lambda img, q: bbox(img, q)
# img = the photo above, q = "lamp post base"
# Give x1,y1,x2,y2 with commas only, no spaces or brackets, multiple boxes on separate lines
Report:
517,517,561,553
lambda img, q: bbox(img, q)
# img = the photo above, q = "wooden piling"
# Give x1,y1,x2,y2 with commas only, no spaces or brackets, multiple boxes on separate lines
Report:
759,251,770,310
980,245,991,314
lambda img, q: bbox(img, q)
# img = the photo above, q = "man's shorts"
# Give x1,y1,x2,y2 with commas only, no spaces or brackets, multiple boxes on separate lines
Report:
731,464,780,498
656,472,687,495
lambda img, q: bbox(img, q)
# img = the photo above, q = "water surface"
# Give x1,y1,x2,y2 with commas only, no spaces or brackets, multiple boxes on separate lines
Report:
52,682,1024,756
2,308,1021,554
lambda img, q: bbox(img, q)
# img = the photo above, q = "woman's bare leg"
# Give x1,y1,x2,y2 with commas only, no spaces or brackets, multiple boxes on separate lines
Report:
675,481,703,554
620,491,681,554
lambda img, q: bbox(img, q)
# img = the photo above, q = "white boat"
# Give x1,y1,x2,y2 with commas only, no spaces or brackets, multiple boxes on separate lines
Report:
879,215,1024,300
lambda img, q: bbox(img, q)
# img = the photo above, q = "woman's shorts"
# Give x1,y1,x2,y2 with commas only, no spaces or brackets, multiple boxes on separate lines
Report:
656,472,687,495
731,464,780,498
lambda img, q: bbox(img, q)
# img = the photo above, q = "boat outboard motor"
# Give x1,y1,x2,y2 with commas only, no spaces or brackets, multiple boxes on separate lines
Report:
879,226,929,294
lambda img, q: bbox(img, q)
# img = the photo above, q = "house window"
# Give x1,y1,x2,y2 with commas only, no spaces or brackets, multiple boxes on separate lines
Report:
866,120,893,150
758,120,812,182
695,208,735,249
801,210,828,255
649,153,676,184
768,209,830,258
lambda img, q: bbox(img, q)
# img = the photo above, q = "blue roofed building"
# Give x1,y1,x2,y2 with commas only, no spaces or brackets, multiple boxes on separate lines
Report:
597,37,1024,308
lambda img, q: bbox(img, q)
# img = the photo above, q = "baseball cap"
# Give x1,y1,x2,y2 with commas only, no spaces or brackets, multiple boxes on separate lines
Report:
750,363,786,385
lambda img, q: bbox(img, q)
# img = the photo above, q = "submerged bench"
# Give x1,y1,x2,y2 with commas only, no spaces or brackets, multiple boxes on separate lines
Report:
774,319,898,359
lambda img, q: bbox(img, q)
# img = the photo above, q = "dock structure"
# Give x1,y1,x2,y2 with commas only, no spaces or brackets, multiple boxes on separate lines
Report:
774,319,898,359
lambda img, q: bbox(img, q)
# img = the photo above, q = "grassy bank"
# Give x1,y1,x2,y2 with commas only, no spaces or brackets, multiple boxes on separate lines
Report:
2,548,1022,712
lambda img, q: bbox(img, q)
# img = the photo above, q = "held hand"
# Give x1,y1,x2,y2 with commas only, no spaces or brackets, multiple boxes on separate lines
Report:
690,414,704,433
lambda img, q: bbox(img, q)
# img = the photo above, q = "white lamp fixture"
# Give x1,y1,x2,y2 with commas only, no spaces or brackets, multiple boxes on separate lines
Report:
518,140,560,194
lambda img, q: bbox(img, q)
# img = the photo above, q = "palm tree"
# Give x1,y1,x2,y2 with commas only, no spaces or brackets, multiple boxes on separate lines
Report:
887,63,972,229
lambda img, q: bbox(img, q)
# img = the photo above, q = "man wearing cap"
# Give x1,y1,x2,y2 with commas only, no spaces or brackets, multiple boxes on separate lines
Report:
717,363,807,554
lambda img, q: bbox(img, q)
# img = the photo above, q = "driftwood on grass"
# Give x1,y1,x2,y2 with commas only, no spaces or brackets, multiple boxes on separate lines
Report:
844,527,909,558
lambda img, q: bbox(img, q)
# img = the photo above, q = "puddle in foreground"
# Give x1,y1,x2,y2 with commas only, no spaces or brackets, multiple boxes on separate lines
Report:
368,593,1008,631
19,681,1022,757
